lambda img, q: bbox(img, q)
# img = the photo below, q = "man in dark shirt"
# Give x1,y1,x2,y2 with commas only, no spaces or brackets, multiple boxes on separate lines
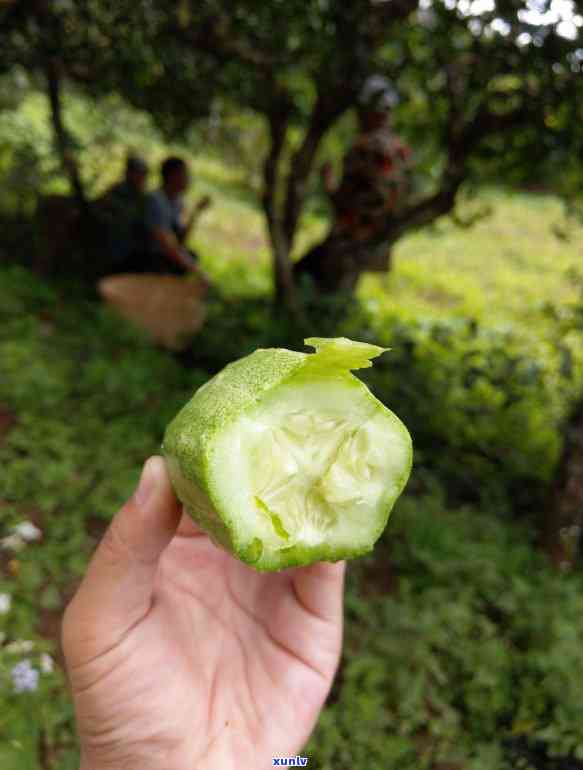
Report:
105,155,149,203
99,155,149,266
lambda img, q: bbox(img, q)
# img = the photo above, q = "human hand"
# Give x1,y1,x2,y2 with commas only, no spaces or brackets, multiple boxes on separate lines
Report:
62,457,345,770
186,261,212,293
196,195,212,213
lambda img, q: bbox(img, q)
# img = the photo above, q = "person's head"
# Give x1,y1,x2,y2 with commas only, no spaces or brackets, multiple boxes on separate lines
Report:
161,156,189,197
357,75,399,131
125,155,148,192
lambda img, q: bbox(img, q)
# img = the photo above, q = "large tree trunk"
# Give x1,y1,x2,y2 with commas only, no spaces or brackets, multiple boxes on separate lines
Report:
38,58,109,280
544,399,583,569
270,227,297,309
293,96,525,296
261,105,299,312
45,57,88,212
294,232,393,293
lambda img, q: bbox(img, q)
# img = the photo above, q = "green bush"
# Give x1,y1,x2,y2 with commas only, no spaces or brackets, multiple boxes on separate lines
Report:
193,288,564,513
0,266,208,766
361,316,565,513
308,488,583,769
0,267,207,557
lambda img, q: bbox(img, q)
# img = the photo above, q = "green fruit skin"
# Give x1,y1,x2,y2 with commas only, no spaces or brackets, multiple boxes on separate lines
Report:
162,345,412,572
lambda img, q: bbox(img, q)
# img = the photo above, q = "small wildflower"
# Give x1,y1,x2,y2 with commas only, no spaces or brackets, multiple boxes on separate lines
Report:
6,639,34,654
40,653,54,673
1,534,25,551
11,660,39,693
13,521,42,542
0,593,11,614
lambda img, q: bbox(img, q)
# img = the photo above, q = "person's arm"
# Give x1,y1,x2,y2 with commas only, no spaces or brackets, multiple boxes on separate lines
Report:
150,227,211,286
143,194,209,285
179,195,212,244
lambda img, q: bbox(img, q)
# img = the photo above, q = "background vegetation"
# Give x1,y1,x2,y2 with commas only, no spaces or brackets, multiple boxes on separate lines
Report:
2,1,583,768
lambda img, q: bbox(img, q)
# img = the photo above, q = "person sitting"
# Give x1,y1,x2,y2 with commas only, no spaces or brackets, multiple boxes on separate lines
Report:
98,155,149,268
136,156,212,286
103,154,149,206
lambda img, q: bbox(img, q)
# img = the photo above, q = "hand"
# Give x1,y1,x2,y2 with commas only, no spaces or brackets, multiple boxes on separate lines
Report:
186,260,212,293
196,195,212,213
62,457,345,770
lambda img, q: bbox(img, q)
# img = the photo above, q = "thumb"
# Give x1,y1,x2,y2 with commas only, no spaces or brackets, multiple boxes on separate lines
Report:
63,456,181,653
291,561,346,626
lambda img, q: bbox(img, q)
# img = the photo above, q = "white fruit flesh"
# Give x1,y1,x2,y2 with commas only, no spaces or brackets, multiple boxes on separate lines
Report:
209,379,410,555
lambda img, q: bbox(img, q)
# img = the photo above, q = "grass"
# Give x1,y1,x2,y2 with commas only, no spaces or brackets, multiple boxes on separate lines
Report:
190,171,583,341
367,189,583,328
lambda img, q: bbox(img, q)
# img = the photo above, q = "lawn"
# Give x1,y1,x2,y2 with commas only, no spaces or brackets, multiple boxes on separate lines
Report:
190,166,583,339
362,190,583,329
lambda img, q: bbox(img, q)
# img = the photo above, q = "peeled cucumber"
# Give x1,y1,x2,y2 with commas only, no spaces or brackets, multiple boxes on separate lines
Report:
162,337,412,571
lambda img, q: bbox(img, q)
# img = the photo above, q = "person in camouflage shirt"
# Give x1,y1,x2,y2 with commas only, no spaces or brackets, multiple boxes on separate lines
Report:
322,76,413,272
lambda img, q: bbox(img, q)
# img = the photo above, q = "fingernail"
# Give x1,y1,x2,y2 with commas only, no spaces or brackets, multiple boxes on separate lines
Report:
134,458,156,508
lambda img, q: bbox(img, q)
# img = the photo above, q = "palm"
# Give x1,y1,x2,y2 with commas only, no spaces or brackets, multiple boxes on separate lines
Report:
68,512,344,770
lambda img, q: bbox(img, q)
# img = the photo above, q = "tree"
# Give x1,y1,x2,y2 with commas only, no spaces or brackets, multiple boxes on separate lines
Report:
131,0,583,305
2,1,583,305
0,0,90,208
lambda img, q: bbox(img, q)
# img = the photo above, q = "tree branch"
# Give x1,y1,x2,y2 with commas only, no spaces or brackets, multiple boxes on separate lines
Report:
365,102,526,250
282,89,355,250
282,0,420,253
261,101,297,309
45,57,88,210
169,13,274,72
366,0,420,47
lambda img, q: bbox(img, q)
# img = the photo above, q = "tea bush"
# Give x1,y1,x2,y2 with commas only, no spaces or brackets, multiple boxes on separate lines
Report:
361,316,567,513
309,490,583,769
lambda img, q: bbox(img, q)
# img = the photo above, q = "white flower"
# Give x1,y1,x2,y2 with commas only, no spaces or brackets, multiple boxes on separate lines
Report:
13,521,42,542
11,660,39,693
40,653,54,673
6,639,34,653
0,534,25,551
2,522,42,550
0,593,11,614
